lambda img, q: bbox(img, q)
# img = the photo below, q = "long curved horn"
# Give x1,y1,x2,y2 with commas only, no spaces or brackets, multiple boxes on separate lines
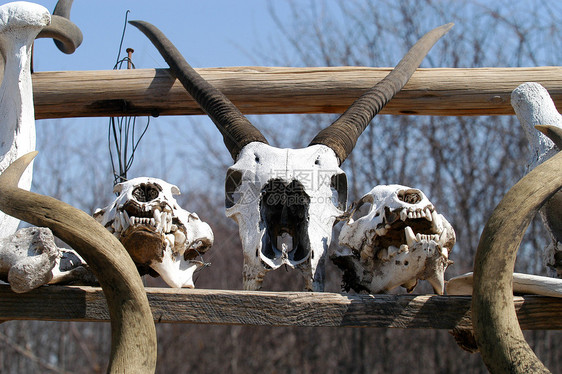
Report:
36,0,83,54
472,125,562,373
309,23,453,164
0,152,157,373
129,20,268,160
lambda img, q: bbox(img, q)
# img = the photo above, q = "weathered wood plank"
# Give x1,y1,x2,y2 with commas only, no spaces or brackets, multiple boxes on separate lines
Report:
1,285,561,330
31,66,562,119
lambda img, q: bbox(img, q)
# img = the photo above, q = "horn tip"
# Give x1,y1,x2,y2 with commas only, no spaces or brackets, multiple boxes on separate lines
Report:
0,151,38,186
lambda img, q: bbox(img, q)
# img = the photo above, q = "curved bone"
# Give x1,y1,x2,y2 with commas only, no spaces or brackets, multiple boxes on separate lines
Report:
0,152,157,373
309,23,453,164
36,0,83,54
471,126,562,373
447,272,562,298
512,83,562,277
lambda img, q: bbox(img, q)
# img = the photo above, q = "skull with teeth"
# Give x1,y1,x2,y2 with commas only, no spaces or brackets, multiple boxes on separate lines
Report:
333,184,455,294
93,177,214,288
225,143,347,291
129,20,452,291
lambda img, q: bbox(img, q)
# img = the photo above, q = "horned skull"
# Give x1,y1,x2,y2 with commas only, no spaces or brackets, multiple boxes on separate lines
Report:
94,177,214,288
130,20,452,291
334,184,455,294
226,143,347,290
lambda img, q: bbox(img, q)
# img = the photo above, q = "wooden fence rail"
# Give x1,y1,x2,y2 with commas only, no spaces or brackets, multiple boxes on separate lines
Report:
32,66,562,119
1,285,561,330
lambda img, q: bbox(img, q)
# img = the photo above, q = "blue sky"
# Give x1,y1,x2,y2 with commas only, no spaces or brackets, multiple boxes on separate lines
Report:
24,1,306,205
31,1,292,71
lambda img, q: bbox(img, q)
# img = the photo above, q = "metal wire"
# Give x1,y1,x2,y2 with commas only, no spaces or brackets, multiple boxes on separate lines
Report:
108,10,151,187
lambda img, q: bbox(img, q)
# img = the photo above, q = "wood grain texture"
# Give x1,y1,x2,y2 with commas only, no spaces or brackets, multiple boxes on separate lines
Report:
31,66,562,119
1,285,561,330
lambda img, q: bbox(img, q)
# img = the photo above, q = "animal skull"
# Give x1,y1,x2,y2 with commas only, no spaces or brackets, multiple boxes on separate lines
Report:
334,184,455,294
226,143,347,290
94,177,214,288
130,20,452,291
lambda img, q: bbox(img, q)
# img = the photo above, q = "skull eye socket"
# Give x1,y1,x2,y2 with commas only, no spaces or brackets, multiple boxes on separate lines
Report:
398,189,422,204
132,184,160,202
350,195,374,221
331,173,348,211
225,169,244,209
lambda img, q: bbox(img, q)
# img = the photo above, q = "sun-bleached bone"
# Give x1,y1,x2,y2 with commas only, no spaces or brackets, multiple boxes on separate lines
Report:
511,82,562,277
226,143,347,291
447,272,562,298
334,184,455,294
128,21,452,293
0,2,51,238
94,177,214,288
0,226,91,293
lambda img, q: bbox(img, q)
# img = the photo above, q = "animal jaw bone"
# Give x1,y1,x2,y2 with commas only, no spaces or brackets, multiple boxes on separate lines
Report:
0,1,81,238
334,184,455,294
130,20,452,291
94,177,214,288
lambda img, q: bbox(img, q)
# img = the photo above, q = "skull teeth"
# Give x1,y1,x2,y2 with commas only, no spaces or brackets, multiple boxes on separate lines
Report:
404,226,440,247
400,207,435,222
405,226,416,247
113,208,176,236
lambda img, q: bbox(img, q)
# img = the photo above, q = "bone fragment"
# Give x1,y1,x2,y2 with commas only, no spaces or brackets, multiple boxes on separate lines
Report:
447,272,562,298
0,3,49,238
0,227,58,293
512,82,562,278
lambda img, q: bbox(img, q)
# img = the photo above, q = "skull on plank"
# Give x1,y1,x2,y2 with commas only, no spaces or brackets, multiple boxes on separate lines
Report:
94,177,213,288
334,184,455,294
130,20,452,291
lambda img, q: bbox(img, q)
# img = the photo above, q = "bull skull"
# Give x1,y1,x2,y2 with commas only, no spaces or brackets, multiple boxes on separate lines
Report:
94,177,214,288
225,143,347,290
130,20,452,291
0,1,81,238
334,185,455,294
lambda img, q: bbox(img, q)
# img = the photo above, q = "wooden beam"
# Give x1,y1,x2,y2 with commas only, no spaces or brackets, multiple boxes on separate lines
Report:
32,66,562,119
1,285,561,330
